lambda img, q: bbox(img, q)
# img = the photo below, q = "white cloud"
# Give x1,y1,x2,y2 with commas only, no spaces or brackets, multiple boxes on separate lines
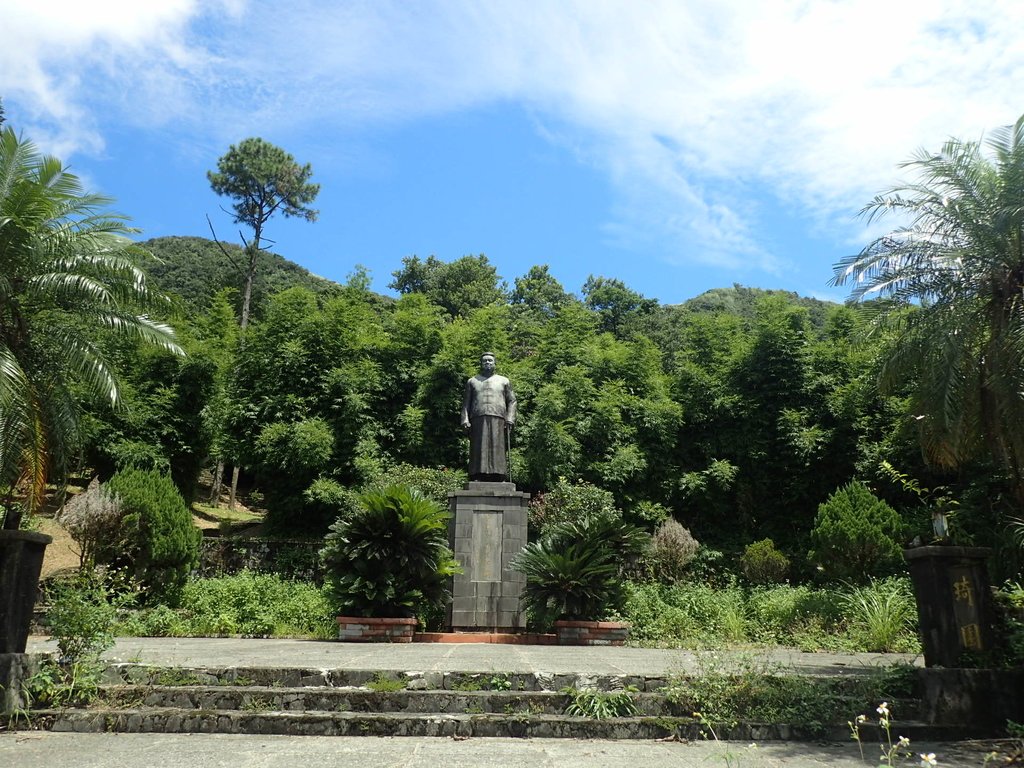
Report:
4,0,1023,274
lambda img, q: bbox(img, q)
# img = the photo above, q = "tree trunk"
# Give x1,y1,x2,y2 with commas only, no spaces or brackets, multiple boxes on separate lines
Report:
209,461,224,507
229,464,240,511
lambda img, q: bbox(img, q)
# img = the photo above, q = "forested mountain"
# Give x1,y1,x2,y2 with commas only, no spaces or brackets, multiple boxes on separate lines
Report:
141,236,341,313
77,243,1019,579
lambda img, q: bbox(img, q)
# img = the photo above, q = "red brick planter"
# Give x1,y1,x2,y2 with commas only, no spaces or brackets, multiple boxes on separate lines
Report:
553,620,630,646
336,616,417,643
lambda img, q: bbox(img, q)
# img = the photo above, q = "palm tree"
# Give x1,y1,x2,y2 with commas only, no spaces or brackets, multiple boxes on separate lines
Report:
0,128,181,529
832,114,1024,511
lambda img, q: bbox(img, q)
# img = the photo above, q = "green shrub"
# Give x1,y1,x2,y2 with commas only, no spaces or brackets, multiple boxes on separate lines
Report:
741,538,790,585
303,478,362,529
114,573,334,638
45,573,116,661
809,481,904,582
363,463,467,507
256,418,335,533
527,478,619,535
320,485,459,619
621,582,696,646
102,468,200,604
647,518,699,583
180,572,333,637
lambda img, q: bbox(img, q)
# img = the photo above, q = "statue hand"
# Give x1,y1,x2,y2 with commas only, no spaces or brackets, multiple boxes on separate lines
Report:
461,420,471,431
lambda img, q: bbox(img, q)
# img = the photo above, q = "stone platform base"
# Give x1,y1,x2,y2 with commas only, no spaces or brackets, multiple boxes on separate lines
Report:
554,620,630,646
413,632,556,645
336,617,417,643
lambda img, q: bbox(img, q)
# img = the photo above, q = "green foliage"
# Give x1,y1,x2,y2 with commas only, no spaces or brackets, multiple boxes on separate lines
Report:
621,580,917,652
102,468,200,603
255,417,335,532
809,481,903,582
528,477,620,535
114,572,334,638
665,657,913,737
833,114,1024,512
561,686,640,719
647,518,700,583
390,254,507,318
841,578,919,653
740,538,791,585
320,485,459,618
366,672,406,692
143,236,334,314
45,573,116,661
513,516,647,626
302,478,362,526
582,275,657,337
179,572,333,637
363,463,467,507
0,127,181,528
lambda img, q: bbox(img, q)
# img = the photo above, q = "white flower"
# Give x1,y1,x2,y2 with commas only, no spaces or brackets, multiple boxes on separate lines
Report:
876,702,890,717
919,753,937,767
898,736,910,747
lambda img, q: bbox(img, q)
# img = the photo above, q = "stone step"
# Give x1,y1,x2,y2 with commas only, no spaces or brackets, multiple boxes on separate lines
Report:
102,664,672,692
32,706,985,741
94,683,920,720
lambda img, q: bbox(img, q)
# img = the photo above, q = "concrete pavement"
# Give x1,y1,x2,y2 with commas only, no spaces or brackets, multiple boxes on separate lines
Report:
24,635,922,677
0,732,1003,768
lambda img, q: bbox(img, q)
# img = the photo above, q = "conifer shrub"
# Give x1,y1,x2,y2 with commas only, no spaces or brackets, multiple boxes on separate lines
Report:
741,538,790,584
809,481,904,582
648,518,700,582
101,468,200,604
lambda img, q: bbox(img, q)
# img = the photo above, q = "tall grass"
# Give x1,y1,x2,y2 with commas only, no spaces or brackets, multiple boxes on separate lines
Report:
621,579,919,653
841,578,918,653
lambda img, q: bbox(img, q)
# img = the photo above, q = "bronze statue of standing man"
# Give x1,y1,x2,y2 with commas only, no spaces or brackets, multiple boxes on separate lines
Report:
461,352,517,482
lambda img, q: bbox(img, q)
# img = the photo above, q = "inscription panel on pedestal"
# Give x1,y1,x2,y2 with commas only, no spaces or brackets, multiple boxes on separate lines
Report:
471,511,502,582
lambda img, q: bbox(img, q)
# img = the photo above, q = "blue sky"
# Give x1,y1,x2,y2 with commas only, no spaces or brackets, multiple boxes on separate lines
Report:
3,0,1023,305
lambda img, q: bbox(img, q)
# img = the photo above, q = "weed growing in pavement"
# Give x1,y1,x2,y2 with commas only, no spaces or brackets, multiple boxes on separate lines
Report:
561,685,639,719
365,672,406,693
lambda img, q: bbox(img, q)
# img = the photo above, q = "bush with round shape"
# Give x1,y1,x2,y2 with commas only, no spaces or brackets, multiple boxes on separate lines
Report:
809,481,904,582
320,485,459,619
741,538,791,585
648,518,700,582
101,468,199,604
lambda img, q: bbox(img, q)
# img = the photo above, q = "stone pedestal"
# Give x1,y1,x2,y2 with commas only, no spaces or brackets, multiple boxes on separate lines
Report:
447,482,529,632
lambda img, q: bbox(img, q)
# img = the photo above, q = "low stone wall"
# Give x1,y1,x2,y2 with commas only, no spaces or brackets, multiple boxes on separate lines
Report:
337,617,417,643
553,620,630,646
917,667,1024,729
196,539,322,582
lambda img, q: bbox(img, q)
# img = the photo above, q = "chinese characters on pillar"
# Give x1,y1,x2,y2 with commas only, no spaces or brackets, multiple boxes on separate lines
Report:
950,570,983,652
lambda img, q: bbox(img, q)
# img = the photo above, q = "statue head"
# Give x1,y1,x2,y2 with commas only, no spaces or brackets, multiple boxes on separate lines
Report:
479,352,496,375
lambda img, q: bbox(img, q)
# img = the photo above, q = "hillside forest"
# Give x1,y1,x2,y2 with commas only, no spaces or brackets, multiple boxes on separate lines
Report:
77,235,1022,582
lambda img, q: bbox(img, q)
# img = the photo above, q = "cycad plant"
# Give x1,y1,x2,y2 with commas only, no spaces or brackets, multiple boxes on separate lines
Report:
512,516,647,626
320,484,459,618
0,128,180,529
